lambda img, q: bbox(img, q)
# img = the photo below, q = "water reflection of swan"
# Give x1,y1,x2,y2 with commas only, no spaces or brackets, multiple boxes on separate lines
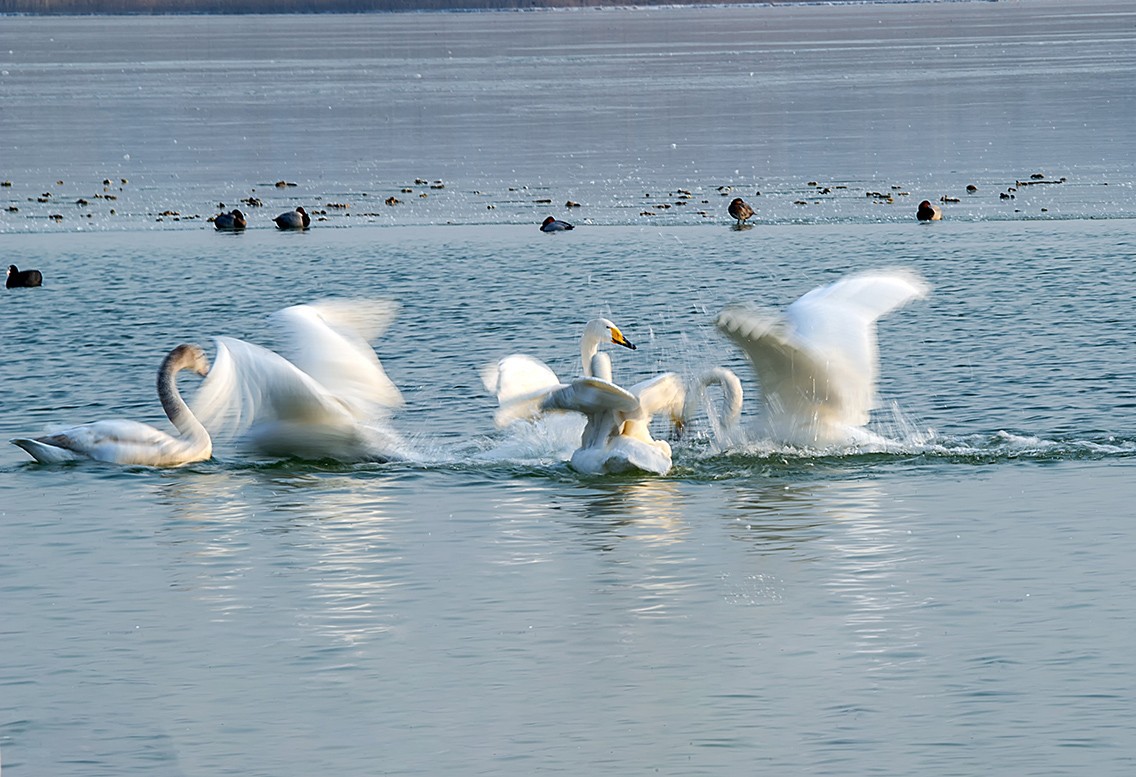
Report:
716,269,929,448
193,299,406,462
482,317,637,428
11,344,213,466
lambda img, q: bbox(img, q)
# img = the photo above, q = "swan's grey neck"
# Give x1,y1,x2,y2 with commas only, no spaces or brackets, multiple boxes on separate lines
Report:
158,346,211,453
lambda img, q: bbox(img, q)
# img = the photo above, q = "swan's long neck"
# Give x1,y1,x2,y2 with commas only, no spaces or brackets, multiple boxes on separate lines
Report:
685,367,744,427
580,334,600,378
158,348,211,454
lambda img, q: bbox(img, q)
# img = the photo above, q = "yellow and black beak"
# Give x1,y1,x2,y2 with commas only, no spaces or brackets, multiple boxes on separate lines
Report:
609,326,637,351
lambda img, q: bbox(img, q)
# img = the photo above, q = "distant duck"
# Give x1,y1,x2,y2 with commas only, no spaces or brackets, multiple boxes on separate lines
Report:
213,209,247,231
274,206,311,230
6,264,43,288
916,200,942,221
728,197,754,226
540,216,574,232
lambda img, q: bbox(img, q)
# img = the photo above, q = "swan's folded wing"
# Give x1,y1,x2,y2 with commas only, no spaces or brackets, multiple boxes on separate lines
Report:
192,337,351,440
541,377,639,416
273,300,403,417
715,303,848,424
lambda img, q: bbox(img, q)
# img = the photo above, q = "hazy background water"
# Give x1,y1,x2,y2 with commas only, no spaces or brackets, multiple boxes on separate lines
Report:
3,2,1136,776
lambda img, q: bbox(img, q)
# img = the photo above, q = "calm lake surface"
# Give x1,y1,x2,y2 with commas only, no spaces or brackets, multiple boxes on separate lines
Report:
3,2,1136,776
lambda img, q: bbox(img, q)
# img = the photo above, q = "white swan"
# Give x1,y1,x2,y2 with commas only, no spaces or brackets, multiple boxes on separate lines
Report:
192,299,406,462
481,317,637,428
11,344,213,466
680,366,745,448
715,269,930,448
540,352,686,475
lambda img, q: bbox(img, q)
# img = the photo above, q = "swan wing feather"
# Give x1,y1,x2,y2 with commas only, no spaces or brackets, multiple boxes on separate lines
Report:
784,269,930,423
273,300,403,415
541,377,639,416
192,337,352,440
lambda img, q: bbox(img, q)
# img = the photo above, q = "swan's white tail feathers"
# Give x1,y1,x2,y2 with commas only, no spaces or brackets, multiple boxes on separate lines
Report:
10,437,80,463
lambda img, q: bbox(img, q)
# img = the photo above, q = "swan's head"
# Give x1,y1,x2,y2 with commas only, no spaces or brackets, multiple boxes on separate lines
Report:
165,343,211,377
585,318,637,351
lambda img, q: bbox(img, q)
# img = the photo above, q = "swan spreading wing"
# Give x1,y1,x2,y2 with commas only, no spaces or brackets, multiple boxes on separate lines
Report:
273,299,403,416
192,299,406,461
481,354,565,427
716,269,929,447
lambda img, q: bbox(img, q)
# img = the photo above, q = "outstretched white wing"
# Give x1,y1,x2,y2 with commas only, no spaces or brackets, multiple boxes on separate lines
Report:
482,353,566,427
540,377,639,416
192,336,354,442
717,269,928,442
621,372,686,443
273,299,403,418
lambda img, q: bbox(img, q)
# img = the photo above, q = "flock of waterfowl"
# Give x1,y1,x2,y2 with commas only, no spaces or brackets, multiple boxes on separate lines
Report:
0,171,1066,235
5,172,1061,472
9,266,928,476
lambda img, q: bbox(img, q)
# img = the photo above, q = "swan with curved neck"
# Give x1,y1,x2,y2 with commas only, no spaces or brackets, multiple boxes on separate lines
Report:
681,367,744,446
11,344,213,466
482,317,637,428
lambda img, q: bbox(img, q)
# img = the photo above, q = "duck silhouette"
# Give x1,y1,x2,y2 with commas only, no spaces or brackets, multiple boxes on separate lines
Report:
274,206,311,230
6,265,43,288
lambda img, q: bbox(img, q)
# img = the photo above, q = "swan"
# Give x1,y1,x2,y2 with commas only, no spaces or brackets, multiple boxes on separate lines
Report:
728,197,754,226
213,209,247,230
715,269,930,448
680,366,745,447
274,206,311,230
192,299,405,462
482,317,637,428
11,344,213,466
7,264,43,288
540,216,574,232
539,352,686,475
917,200,942,221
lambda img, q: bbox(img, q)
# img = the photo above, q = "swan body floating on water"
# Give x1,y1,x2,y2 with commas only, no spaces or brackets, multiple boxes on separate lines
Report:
540,216,574,232
213,209,247,230
482,317,636,428
6,264,43,288
716,269,929,449
274,206,311,230
192,299,405,462
536,352,685,475
11,344,213,466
